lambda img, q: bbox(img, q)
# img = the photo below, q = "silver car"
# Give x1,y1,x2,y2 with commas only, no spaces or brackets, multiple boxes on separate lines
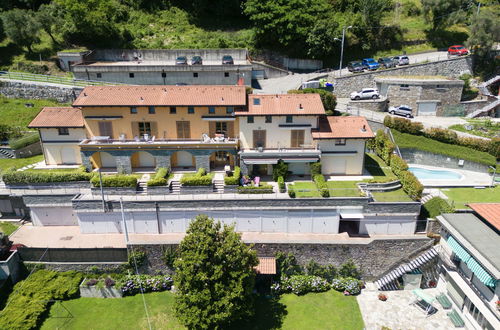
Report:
392,55,410,66
389,105,413,118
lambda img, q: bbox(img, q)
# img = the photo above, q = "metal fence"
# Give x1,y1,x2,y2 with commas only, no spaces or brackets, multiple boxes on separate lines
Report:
18,247,128,262
0,71,128,87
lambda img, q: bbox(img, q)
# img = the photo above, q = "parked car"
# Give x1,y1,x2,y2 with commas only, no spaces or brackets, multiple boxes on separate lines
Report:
222,55,234,65
347,61,365,73
378,57,395,69
389,105,413,118
175,56,187,65
191,56,203,65
350,88,380,100
362,58,380,71
392,55,410,66
448,45,469,56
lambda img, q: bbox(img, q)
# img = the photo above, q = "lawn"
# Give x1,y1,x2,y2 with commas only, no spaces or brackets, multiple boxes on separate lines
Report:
364,153,396,182
439,186,500,209
291,181,321,198
0,154,44,173
449,119,500,139
326,181,361,197
0,96,67,128
41,290,364,330
0,221,19,236
371,188,413,202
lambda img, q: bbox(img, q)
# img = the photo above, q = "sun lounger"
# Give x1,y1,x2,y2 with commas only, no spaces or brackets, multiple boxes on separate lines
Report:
436,293,452,309
447,309,465,328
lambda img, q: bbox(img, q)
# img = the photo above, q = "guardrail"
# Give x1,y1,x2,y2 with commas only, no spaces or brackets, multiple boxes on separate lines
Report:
0,71,129,87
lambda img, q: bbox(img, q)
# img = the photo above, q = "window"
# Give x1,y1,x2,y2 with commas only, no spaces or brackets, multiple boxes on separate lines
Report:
400,84,410,90
291,130,304,148
253,130,266,148
96,73,102,78
247,116,254,123
436,84,448,90
265,115,272,123
176,121,191,139
253,98,261,105
170,107,177,114
193,72,198,78
98,121,113,138
215,122,227,135
224,72,229,77
286,115,293,123
188,106,195,114
335,138,346,145
58,127,69,135
209,107,215,114
138,122,151,136
129,73,135,78
226,107,234,114
130,107,137,114
161,72,166,78
148,106,155,114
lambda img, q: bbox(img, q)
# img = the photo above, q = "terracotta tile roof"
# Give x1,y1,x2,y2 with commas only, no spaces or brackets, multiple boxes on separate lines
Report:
468,203,500,231
73,85,247,107
235,94,325,116
28,107,84,128
312,116,375,139
254,257,276,275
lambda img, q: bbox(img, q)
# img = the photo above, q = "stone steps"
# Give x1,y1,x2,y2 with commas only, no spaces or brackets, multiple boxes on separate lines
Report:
213,180,224,194
170,180,180,194
0,148,14,159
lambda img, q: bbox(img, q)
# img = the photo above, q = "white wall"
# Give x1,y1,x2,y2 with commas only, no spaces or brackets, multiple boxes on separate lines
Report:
40,128,87,141
43,144,82,165
318,139,366,175
239,116,317,149
31,206,78,226
359,216,416,235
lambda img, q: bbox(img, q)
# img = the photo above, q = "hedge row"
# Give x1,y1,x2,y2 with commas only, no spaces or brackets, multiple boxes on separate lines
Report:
271,275,362,296
2,169,92,184
180,168,213,186
91,174,138,188
277,176,286,193
0,270,83,330
420,197,454,219
9,132,40,150
147,167,169,187
119,274,173,296
313,174,329,197
224,166,241,185
237,184,274,194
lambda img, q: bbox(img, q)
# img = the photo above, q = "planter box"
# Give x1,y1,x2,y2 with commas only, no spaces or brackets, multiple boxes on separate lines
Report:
7,181,90,189
91,186,137,196
224,185,239,193
146,186,171,195
80,279,123,298
180,185,213,194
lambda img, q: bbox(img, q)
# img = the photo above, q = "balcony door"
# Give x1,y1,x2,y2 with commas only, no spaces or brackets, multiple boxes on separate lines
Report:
291,130,305,148
176,121,191,139
98,121,113,138
209,121,234,138
253,130,266,148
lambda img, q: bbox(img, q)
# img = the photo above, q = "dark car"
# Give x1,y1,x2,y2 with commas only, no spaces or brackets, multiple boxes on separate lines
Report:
175,56,187,65
378,57,395,69
222,55,234,65
191,56,203,65
347,61,365,73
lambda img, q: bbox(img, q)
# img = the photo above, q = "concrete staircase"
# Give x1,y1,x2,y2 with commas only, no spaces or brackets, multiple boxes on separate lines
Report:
137,174,150,195
0,148,14,159
170,180,180,194
213,179,224,194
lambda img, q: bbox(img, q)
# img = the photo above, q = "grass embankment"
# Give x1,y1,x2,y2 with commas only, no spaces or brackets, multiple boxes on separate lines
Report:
292,182,321,198
0,96,67,128
449,120,500,139
42,290,364,330
326,181,361,197
0,154,44,173
440,186,500,209
0,222,19,236
364,153,397,182
392,130,497,166
372,188,414,202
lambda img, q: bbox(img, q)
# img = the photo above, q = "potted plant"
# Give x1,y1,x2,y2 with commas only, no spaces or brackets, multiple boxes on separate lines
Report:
496,300,500,311
378,293,388,301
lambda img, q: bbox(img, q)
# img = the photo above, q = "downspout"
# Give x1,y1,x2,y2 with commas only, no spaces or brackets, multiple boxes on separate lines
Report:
155,202,161,234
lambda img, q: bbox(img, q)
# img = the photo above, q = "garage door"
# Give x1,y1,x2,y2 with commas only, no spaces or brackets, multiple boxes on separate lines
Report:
131,212,158,234
61,148,77,164
252,70,265,79
160,211,187,233
418,102,437,116
78,212,123,234
322,156,347,174
235,211,261,232
312,210,339,234
261,211,287,232
30,207,78,226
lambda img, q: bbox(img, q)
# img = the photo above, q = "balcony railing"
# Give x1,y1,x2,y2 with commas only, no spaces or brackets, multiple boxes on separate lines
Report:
80,136,238,146
241,145,320,154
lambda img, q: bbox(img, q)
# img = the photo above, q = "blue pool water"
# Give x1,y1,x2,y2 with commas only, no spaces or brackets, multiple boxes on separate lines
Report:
408,167,463,180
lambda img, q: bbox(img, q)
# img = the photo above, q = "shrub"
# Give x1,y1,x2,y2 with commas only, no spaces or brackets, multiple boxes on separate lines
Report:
104,277,115,288
2,169,93,185
272,160,289,181
9,132,40,150
272,275,331,295
423,127,458,144
91,174,137,188
310,162,322,175
398,170,423,200
86,278,98,286
331,277,362,295
276,252,303,277
374,130,395,164
306,260,337,281
489,138,500,159
277,176,285,193
389,155,409,177
338,260,362,279
180,168,213,186
313,174,329,197
128,250,147,268
287,184,296,198
120,274,173,296
420,197,454,219
147,167,169,186
237,184,274,194
162,246,178,269
224,166,241,185
384,116,423,135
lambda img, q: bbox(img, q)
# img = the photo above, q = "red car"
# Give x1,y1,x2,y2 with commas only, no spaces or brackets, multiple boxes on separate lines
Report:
448,45,469,56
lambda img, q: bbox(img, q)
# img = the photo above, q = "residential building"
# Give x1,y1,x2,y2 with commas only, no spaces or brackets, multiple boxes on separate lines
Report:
436,204,500,330
374,76,464,116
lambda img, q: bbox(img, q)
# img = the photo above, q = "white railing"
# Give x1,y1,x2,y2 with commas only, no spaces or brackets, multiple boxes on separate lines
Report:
80,137,238,146
0,71,129,87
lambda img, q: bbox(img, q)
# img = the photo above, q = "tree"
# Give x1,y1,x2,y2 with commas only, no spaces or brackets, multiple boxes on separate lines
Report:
174,215,258,329
467,8,500,58
36,3,64,45
421,0,474,30
1,9,40,53
306,19,341,59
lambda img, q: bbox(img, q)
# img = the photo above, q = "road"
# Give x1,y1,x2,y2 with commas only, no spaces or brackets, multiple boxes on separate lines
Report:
254,50,450,94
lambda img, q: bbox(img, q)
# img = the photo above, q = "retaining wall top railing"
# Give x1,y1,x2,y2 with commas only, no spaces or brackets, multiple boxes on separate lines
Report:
0,71,130,87
386,128,402,158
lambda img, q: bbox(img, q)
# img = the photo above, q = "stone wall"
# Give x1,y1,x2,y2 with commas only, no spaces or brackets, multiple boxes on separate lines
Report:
331,57,472,97
348,98,388,112
0,80,82,103
30,262,126,273
13,141,42,158
400,148,490,173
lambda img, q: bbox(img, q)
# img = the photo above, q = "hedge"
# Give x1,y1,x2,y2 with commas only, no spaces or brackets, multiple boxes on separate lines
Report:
9,132,40,150
272,160,289,181
119,274,173,296
237,184,274,194
2,169,93,184
384,116,423,135
313,174,329,197
147,167,169,186
331,277,363,295
310,162,322,176
180,168,213,186
389,154,408,177
287,184,296,198
420,197,454,219
91,174,137,188
0,270,83,330
374,130,395,164
271,275,331,295
277,176,286,193
224,166,241,185
388,154,423,200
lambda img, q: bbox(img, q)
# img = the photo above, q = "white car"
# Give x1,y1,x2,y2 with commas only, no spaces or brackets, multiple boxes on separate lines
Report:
392,55,410,66
389,105,413,118
350,88,380,100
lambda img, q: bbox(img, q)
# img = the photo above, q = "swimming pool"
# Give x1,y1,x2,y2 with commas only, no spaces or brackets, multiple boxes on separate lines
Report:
408,167,463,180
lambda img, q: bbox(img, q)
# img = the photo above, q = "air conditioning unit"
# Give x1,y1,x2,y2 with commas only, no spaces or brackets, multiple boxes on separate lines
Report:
258,147,263,152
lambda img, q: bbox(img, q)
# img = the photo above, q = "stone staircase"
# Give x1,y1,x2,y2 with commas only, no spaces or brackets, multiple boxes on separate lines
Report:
213,179,224,193
170,180,180,194
137,174,149,195
0,148,14,159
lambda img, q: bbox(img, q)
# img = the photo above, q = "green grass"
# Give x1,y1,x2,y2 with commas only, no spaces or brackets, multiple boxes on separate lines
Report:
439,186,500,209
392,130,497,166
364,153,396,182
42,290,364,330
326,181,362,197
0,96,67,128
0,155,44,173
0,222,19,236
292,181,321,198
449,119,500,139
371,188,413,202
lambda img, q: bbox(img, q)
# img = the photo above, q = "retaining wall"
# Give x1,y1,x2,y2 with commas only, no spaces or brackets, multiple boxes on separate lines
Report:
400,148,490,173
0,80,82,103
348,98,388,112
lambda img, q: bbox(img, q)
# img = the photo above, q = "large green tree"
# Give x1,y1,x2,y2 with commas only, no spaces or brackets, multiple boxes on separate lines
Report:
174,215,258,329
467,8,500,58
422,0,475,30
1,9,40,53
36,3,64,45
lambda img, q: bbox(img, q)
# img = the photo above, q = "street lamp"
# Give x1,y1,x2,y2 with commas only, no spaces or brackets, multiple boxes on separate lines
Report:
489,166,497,187
338,26,352,77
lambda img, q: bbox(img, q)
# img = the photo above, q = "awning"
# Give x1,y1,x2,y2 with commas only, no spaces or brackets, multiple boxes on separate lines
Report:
465,258,497,287
446,236,471,263
339,212,364,219
243,156,319,165
243,159,279,165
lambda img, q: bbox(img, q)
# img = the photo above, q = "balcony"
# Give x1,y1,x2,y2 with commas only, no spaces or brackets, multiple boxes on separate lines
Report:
239,146,321,164
436,244,458,271
80,135,238,147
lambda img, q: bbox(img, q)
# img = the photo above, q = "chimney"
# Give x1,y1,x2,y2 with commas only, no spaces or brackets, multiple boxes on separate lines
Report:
298,103,303,110
361,124,366,132
83,93,87,96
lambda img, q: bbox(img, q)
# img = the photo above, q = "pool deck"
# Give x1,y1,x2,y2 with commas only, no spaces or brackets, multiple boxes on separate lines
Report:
408,164,493,187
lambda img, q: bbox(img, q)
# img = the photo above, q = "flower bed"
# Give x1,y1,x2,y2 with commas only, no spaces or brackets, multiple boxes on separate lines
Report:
331,277,362,295
80,277,123,298
271,275,330,295
119,274,173,296
237,184,274,194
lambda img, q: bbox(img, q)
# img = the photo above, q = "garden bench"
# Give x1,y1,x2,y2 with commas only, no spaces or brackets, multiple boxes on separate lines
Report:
447,309,465,328
436,293,452,309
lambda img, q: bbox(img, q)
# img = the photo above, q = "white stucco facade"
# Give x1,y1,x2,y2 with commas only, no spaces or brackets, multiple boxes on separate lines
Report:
317,139,367,175
39,128,86,165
